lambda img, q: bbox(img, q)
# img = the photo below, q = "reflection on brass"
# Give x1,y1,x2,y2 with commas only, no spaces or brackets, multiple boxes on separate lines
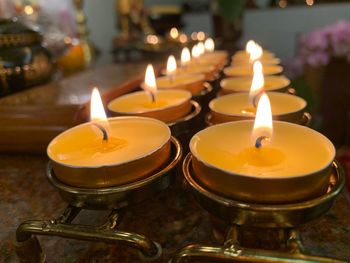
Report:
15,138,182,262
171,155,346,262
183,154,344,226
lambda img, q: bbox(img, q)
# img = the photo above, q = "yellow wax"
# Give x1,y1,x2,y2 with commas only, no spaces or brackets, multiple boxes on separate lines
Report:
190,121,335,178
232,50,276,61
47,117,171,167
221,76,290,92
231,57,281,66
108,90,191,113
210,92,306,117
156,75,204,89
175,64,215,75
224,65,283,77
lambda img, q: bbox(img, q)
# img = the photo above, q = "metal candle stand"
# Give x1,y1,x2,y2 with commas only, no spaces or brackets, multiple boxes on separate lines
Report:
15,137,182,263
171,153,346,263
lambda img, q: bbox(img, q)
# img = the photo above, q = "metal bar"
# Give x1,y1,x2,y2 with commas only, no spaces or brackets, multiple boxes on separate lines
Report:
16,219,160,259
170,244,347,263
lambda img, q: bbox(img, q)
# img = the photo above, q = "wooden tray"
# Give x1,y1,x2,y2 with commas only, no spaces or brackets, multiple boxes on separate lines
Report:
0,63,152,153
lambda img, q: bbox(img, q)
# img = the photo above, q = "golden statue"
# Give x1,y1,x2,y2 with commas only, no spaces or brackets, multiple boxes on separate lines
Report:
116,0,154,39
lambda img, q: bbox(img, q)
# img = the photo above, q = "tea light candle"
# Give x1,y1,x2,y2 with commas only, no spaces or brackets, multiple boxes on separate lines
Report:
158,55,206,95
48,88,172,188
220,75,291,95
108,64,192,123
209,92,307,124
169,27,179,40
224,64,283,77
191,93,335,203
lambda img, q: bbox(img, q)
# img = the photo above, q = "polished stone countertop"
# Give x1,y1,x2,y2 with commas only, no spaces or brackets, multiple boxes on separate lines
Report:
1,154,350,262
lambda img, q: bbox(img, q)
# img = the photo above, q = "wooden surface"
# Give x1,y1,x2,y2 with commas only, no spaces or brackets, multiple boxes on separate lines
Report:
0,63,152,153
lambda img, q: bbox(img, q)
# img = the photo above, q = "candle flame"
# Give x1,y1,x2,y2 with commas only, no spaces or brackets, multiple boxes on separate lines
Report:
204,38,215,52
191,32,197,41
146,34,159,45
191,45,200,58
170,27,179,39
250,43,263,62
246,40,256,54
144,64,157,101
252,93,273,147
181,47,191,66
197,42,205,55
197,31,205,41
249,61,265,105
167,55,177,75
179,33,188,43
90,87,108,122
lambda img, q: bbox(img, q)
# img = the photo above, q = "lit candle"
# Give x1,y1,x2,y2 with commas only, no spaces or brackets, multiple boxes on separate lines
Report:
204,38,215,52
197,31,205,41
220,75,291,95
48,88,172,188
179,33,188,44
144,64,157,102
197,42,205,56
108,64,192,123
169,27,179,39
191,94,335,203
209,92,307,124
181,47,191,67
249,61,264,107
224,63,283,77
233,40,276,63
249,43,263,63
191,45,200,60
166,55,177,82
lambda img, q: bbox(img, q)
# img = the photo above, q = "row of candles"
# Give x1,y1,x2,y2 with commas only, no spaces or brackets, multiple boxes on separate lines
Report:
48,36,335,204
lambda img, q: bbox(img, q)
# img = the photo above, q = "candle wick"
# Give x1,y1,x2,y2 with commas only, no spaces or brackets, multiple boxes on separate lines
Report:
255,136,267,149
150,92,156,103
93,123,108,141
169,74,174,84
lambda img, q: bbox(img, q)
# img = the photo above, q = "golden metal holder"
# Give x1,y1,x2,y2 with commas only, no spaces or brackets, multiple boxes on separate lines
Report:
171,153,346,263
192,82,215,112
15,137,182,262
168,100,202,138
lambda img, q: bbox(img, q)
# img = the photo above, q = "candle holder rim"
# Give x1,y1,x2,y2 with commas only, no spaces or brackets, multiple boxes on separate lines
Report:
107,90,192,115
168,100,201,127
47,116,171,169
46,136,182,195
156,73,205,83
209,92,307,118
183,153,344,211
224,65,283,76
189,120,336,180
193,81,213,97
220,75,291,92
231,57,281,65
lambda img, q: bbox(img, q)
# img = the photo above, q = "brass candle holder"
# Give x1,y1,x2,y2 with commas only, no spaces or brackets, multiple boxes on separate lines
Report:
169,101,202,154
15,137,182,262
171,154,346,263
206,111,312,127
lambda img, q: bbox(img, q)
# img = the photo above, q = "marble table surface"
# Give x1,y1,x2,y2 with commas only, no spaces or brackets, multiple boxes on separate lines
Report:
1,153,350,262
